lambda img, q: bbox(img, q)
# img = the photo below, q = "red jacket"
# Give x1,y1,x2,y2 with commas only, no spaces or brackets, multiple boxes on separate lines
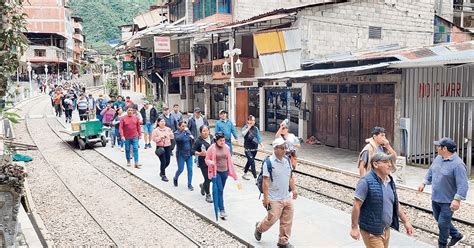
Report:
119,115,141,139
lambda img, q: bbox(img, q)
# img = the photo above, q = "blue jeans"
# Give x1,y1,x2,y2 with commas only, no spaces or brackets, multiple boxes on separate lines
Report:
225,140,233,154
432,201,461,246
215,171,228,211
175,155,193,187
111,128,123,147
124,138,139,163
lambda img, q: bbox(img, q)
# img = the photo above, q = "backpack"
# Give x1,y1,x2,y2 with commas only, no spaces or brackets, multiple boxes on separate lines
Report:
256,155,291,198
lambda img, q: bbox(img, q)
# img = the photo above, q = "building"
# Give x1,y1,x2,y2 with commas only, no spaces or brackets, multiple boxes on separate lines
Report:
71,16,85,74
20,0,83,80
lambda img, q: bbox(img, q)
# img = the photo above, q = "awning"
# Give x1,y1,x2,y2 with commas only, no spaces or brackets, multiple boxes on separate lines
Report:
389,50,474,68
219,13,295,30
171,69,195,77
257,63,390,81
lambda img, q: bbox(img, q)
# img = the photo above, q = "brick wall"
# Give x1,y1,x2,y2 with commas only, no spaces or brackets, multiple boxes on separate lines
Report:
298,0,437,60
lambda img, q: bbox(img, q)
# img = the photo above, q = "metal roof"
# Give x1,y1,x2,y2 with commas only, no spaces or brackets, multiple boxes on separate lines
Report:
257,63,390,80
389,50,474,68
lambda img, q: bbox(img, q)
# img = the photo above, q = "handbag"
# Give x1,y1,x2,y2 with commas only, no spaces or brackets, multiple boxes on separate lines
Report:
170,139,176,150
155,147,165,157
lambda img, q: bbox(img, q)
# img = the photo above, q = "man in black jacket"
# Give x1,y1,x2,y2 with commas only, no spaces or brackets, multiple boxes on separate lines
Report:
188,107,209,139
139,100,158,149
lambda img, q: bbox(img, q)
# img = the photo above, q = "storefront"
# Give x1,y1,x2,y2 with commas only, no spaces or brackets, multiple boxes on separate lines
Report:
265,87,301,134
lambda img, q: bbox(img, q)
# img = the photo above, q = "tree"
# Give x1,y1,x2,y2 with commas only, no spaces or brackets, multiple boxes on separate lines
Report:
0,0,28,97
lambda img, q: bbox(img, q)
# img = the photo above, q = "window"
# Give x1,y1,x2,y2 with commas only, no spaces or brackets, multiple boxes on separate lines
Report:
170,0,185,22
169,76,180,94
368,26,382,39
193,0,231,22
178,39,190,53
34,49,46,57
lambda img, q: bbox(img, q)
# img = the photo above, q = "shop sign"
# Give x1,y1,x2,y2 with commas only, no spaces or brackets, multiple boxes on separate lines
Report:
418,82,462,98
122,61,135,71
154,36,170,53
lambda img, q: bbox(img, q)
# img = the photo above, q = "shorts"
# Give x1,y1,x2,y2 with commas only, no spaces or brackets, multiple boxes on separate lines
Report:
142,123,153,134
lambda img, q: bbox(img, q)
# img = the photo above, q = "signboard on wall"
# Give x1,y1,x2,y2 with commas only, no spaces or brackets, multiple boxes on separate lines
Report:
122,61,135,71
154,36,170,53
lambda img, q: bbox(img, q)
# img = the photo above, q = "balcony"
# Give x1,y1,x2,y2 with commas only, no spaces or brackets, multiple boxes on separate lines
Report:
211,57,256,80
161,52,190,71
21,45,66,63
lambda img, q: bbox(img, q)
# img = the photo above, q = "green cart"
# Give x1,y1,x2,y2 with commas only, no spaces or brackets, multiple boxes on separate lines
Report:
68,120,109,150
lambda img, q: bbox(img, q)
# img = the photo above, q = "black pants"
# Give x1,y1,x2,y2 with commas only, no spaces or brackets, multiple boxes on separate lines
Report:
199,164,211,195
78,109,88,121
65,109,72,120
157,146,172,176
244,150,258,178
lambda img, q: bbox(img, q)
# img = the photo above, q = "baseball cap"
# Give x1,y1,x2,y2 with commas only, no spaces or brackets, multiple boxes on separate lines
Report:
143,100,149,105
194,107,201,113
272,138,286,148
370,152,393,163
219,109,228,114
371,126,386,135
434,137,457,152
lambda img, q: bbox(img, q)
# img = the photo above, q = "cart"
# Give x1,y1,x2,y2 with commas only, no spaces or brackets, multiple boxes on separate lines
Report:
65,120,109,150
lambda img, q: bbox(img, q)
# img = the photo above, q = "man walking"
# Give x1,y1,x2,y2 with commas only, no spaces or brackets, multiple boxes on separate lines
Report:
76,93,89,121
87,93,95,120
139,100,158,149
418,138,469,248
254,138,297,248
358,127,397,177
350,152,413,248
171,103,183,124
215,109,238,153
119,108,141,168
188,107,209,139
159,106,178,131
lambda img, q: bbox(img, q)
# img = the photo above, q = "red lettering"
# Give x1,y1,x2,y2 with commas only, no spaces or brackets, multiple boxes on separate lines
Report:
418,83,424,98
441,83,446,96
451,83,457,97
457,83,461,97
426,83,430,97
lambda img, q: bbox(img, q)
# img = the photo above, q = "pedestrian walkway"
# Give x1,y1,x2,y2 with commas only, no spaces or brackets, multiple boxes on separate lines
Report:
55,89,431,247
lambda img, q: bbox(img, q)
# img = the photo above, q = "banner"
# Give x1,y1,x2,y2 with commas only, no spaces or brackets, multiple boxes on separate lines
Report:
122,61,135,71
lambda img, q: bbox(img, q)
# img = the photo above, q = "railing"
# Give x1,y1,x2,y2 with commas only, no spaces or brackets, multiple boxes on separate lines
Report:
162,52,190,71
195,61,213,76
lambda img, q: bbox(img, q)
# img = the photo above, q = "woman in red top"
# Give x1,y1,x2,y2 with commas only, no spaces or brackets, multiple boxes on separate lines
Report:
151,118,174,182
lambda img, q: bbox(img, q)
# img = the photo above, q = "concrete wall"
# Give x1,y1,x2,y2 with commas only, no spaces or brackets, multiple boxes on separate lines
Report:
233,0,326,21
298,0,436,60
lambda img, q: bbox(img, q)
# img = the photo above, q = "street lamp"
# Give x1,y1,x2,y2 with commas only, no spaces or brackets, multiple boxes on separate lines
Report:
27,61,32,98
44,64,49,92
222,37,243,124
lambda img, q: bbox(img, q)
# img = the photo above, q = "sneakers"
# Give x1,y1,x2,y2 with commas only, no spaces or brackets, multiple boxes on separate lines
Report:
205,194,213,203
173,178,178,187
219,211,227,218
161,175,169,182
188,185,194,191
448,234,465,247
126,161,131,167
120,147,125,152
135,163,141,169
199,183,205,196
147,143,152,149
111,145,114,148
277,243,294,248
254,222,262,241
242,174,250,180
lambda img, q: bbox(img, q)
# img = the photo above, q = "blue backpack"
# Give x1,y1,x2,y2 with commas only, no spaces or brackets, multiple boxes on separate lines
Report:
256,155,291,198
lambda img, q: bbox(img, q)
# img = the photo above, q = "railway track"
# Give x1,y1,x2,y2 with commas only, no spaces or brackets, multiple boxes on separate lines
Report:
232,150,474,247
18,90,251,247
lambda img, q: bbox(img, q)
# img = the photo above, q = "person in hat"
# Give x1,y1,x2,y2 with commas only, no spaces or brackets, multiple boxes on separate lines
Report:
140,100,158,149
159,105,178,132
188,107,209,139
275,119,300,170
254,138,297,248
418,138,469,248
350,152,413,248
215,109,238,153
358,127,397,177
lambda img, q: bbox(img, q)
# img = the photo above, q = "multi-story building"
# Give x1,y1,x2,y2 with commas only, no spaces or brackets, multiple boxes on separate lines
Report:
72,16,85,74
20,0,83,79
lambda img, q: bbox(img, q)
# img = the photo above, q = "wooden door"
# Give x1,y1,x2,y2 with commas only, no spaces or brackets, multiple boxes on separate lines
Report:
326,94,339,147
376,94,394,144
360,94,394,147
360,94,377,148
236,88,249,127
313,94,327,144
339,94,360,151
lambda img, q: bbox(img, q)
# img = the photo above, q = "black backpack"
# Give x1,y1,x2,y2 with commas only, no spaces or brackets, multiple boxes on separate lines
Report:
256,155,291,198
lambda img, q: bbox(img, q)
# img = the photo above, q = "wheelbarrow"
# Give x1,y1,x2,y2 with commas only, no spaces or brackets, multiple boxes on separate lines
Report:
67,120,109,150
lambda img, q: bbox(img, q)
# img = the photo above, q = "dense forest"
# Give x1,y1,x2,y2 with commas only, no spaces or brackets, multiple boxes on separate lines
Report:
69,0,154,54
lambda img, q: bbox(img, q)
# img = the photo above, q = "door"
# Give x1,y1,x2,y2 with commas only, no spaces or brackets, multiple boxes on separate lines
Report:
236,88,249,127
326,94,339,147
376,94,395,143
313,93,327,144
360,94,377,148
339,94,360,151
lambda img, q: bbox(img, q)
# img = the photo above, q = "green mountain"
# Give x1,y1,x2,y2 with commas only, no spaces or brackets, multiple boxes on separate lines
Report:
69,0,154,54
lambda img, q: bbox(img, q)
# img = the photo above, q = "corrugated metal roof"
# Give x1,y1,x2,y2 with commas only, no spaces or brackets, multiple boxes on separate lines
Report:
389,50,474,68
258,63,389,80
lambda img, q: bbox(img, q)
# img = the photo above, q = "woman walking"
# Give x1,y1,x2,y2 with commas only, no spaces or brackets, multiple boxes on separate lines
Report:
110,108,123,149
173,121,195,190
151,118,174,182
205,132,238,218
192,125,214,203
241,115,262,180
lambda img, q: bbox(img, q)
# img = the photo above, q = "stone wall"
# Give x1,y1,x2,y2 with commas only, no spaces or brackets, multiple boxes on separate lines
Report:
298,0,437,60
